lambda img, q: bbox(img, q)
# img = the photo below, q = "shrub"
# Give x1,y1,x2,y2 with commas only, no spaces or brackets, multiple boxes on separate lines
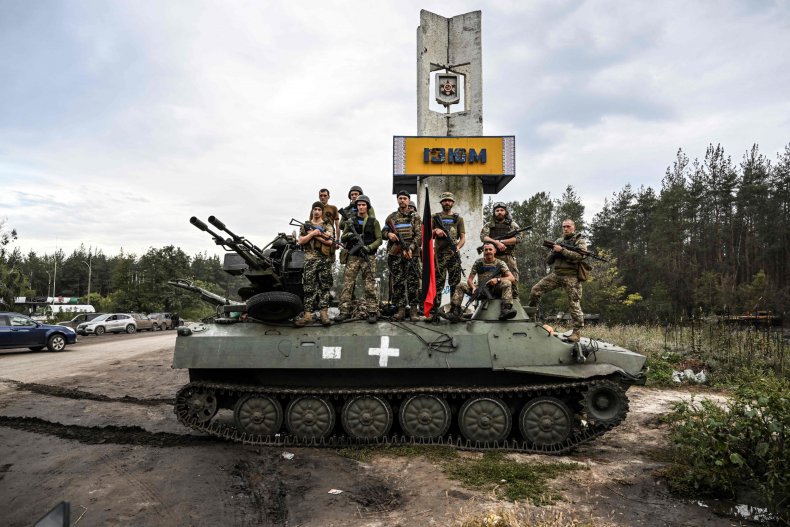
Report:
661,377,789,521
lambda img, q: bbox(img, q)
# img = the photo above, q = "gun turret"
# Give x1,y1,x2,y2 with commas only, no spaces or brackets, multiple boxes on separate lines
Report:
190,215,271,270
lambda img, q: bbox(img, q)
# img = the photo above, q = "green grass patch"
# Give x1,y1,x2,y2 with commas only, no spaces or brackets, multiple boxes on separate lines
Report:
445,452,582,504
338,446,583,505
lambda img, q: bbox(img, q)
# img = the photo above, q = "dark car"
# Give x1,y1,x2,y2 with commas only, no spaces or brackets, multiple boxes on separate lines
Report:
57,312,105,330
0,312,78,352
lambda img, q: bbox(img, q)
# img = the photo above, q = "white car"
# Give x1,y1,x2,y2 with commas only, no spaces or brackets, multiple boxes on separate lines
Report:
77,313,137,336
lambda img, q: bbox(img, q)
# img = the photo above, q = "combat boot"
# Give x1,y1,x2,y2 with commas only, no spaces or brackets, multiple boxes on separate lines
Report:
334,311,351,323
294,312,313,327
498,303,517,320
568,328,581,343
408,306,419,322
319,308,331,327
448,304,463,323
392,307,406,321
367,312,378,324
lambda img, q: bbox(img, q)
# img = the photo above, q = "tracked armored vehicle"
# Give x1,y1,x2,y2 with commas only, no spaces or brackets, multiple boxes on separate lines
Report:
172,217,647,454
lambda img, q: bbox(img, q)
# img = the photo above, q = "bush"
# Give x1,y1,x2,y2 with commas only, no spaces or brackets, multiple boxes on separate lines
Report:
661,377,789,521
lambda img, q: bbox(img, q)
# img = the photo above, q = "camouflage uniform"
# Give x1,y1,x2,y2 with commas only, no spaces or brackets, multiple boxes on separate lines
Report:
299,220,335,311
432,212,465,309
452,258,513,304
480,217,525,297
382,209,421,309
529,233,588,329
339,214,382,315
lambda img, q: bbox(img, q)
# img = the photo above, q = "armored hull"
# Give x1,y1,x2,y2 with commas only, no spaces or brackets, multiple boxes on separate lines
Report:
172,302,646,453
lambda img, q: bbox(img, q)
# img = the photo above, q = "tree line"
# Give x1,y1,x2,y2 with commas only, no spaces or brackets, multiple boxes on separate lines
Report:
2,142,788,322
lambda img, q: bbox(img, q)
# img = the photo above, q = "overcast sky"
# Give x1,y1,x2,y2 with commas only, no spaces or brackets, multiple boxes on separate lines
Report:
2,0,789,258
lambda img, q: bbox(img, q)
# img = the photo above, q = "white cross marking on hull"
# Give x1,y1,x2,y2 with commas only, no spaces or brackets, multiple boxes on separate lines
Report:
322,346,341,359
368,336,399,367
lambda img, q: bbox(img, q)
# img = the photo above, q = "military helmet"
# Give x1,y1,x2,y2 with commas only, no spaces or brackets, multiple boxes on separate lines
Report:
348,185,364,199
439,191,455,202
356,194,372,207
408,200,417,210
493,201,508,211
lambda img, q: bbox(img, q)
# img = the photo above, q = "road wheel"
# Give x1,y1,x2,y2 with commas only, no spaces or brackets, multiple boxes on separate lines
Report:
28,346,44,352
234,395,283,436
458,396,512,444
399,394,451,439
285,396,335,440
519,397,572,447
152,323,160,331
125,324,136,334
47,334,67,352
95,326,106,336
180,388,218,423
246,291,303,322
342,395,393,440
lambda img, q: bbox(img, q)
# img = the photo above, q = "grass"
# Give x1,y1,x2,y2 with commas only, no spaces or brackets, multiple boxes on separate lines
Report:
337,446,583,506
578,322,788,386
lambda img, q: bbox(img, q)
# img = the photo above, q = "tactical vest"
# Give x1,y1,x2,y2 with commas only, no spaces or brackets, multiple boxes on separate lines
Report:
488,219,514,255
476,262,502,283
390,212,416,243
433,213,459,249
304,221,332,257
553,233,583,276
350,216,378,247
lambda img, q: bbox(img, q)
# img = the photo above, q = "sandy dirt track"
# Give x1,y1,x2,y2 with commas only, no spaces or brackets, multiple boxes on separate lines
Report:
0,332,752,526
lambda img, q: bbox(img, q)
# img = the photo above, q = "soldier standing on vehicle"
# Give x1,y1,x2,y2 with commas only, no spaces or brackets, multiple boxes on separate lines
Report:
428,192,465,321
382,191,421,321
528,219,588,342
318,188,339,242
481,202,525,298
336,195,382,323
448,242,516,322
294,202,335,327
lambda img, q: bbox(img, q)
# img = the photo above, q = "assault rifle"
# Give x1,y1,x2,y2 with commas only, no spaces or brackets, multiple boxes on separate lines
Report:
342,221,373,261
542,240,609,262
463,267,504,311
288,218,344,249
476,226,532,254
432,215,466,277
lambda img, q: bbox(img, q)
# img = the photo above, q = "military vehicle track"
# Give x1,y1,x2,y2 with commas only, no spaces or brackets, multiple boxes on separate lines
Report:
174,378,629,454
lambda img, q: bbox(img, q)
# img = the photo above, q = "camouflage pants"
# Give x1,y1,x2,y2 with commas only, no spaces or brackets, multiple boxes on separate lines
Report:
302,257,333,311
388,255,420,308
339,255,378,314
498,254,519,298
529,273,583,328
452,279,513,305
434,250,463,310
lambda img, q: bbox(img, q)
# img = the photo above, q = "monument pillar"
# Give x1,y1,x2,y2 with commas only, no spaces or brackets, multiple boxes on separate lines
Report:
416,9,484,277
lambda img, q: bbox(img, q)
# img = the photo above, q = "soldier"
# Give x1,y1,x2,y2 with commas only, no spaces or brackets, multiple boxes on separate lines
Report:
429,191,465,320
336,195,382,323
528,219,587,342
382,191,421,321
294,202,335,327
448,242,517,322
480,202,525,298
408,200,417,214
318,188,339,241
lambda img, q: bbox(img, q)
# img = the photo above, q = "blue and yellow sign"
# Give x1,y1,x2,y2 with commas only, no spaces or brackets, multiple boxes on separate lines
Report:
393,136,515,193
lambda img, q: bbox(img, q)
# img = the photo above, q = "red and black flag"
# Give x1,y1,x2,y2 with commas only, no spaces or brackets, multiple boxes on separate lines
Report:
420,187,436,315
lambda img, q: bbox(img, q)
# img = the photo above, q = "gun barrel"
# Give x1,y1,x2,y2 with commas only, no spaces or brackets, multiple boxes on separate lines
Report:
190,216,209,231
168,279,230,307
208,215,228,233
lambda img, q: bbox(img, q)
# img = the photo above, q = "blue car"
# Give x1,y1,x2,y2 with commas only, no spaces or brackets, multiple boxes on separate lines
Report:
0,312,78,352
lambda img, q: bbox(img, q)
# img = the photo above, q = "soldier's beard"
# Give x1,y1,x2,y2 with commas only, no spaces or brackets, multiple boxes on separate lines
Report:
442,204,452,212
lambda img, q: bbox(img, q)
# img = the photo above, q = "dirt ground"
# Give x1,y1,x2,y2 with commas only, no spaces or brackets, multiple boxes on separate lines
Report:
0,332,758,526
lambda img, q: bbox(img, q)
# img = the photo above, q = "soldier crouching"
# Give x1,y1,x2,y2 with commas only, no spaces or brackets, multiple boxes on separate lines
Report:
448,242,517,322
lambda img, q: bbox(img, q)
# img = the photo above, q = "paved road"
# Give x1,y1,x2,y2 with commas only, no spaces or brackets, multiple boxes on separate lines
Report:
0,332,176,382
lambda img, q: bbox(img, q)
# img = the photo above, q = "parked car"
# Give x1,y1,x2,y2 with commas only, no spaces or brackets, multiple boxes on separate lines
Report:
0,312,77,352
147,313,172,330
77,313,137,336
131,313,156,332
58,312,105,329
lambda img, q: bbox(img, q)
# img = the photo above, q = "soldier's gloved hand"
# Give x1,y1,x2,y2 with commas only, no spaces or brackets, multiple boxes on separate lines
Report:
359,246,369,255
